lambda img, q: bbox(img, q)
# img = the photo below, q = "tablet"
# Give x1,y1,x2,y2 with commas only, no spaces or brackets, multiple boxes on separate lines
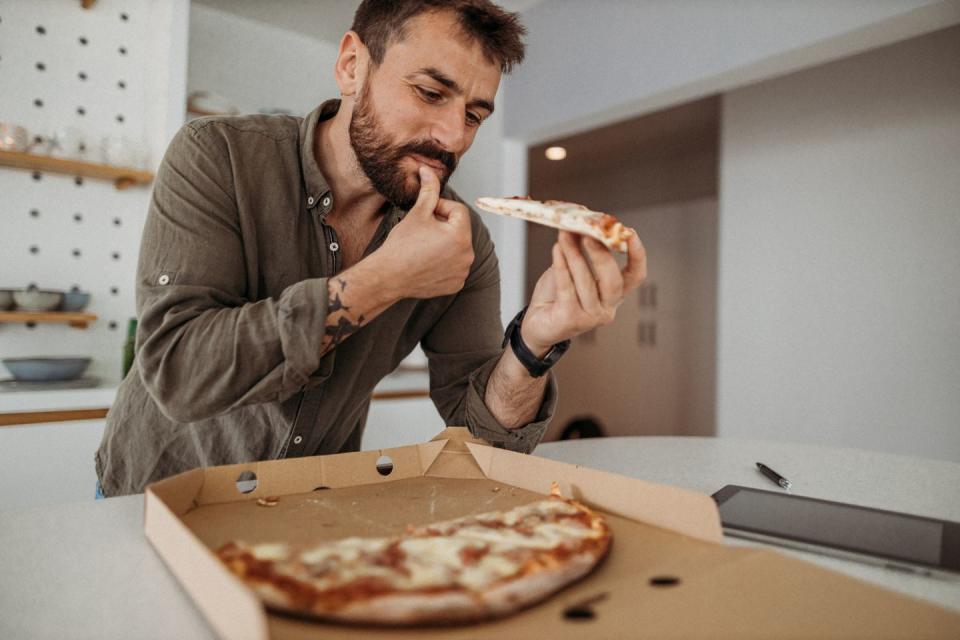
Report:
712,485,960,577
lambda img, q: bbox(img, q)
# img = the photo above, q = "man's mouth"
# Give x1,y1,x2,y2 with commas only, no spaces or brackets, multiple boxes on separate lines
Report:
409,154,446,176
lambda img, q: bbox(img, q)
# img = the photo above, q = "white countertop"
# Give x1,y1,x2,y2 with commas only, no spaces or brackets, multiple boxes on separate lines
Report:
0,369,430,414
1,437,957,640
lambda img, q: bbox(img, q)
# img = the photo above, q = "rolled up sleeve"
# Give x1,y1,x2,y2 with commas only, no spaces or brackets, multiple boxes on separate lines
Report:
135,122,332,423
422,212,555,452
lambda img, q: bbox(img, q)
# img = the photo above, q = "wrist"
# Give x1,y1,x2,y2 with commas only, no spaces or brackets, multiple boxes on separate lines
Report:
363,251,406,303
519,323,553,359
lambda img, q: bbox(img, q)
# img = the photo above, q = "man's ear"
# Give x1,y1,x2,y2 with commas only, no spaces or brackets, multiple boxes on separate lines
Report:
335,31,368,97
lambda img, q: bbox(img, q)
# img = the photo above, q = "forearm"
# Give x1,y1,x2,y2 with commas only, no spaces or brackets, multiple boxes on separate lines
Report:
138,254,401,422
318,254,401,357
484,346,550,429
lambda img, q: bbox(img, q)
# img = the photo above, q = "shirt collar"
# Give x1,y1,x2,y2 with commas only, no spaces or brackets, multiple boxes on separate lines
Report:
299,100,340,216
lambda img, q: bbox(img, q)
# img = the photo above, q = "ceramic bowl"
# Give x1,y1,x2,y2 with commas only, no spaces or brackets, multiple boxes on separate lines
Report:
61,290,91,312
0,289,14,311
13,289,63,312
2,357,92,382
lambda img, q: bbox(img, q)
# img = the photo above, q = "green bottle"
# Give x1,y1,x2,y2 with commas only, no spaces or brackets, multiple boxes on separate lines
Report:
122,318,137,378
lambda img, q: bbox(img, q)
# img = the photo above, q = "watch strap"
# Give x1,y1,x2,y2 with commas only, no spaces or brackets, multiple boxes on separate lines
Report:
502,306,570,378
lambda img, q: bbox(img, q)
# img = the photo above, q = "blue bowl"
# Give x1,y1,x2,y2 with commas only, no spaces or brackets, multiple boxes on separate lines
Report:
2,357,92,382
61,291,91,312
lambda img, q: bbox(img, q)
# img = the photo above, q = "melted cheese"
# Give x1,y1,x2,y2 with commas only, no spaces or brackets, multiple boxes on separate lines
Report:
270,498,601,595
251,543,289,561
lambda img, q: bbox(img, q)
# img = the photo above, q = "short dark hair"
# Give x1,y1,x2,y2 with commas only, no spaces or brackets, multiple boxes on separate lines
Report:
351,0,526,73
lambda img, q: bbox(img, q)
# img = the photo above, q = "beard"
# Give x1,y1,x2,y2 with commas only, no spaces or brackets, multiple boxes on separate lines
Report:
349,85,458,210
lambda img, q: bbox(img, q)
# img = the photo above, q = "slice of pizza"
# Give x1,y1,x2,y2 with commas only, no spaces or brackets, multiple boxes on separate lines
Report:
475,196,634,253
216,483,611,625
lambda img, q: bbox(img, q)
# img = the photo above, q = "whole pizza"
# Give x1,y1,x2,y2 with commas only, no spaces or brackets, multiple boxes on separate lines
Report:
216,483,611,625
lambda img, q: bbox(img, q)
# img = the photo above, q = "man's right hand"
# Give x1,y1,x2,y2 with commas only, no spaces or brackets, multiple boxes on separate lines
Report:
375,166,474,299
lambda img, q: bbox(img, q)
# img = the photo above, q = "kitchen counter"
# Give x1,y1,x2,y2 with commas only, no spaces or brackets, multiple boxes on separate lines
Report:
0,369,430,425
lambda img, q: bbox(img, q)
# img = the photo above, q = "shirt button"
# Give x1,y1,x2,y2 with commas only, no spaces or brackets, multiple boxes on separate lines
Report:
329,242,339,252
322,195,332,208
158,274,170,285
307,196,315,206
293,435,303,445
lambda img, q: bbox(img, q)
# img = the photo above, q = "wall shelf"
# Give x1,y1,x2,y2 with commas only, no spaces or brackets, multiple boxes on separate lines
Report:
0,311,98,329
0,150,153,190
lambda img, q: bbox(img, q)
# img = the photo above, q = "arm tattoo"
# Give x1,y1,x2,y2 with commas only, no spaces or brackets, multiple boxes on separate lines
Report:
322,277,365,351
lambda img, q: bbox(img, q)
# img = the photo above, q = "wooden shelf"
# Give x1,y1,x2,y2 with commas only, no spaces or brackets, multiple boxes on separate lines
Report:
0,149,152,190
0,311,98,329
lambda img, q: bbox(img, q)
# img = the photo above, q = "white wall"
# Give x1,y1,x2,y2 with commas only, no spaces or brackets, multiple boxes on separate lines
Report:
188,4,342,117
718,26,960,461
0,0,188,384
505,0,959,143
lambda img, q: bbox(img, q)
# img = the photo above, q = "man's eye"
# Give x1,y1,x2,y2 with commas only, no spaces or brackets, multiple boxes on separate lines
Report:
417,87,442,102
466,112,482,127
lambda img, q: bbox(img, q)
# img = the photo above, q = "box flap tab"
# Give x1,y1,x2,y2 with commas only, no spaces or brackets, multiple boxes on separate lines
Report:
424,428,491,479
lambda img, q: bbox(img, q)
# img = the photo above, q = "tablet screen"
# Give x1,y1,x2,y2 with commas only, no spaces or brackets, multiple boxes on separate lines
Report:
719,488,942,565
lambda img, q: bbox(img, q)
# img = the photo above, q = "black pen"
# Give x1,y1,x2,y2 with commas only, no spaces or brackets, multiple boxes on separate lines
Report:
756,462,792,490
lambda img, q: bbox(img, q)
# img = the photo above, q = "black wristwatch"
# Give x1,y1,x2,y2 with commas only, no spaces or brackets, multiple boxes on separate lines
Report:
502,306,570,378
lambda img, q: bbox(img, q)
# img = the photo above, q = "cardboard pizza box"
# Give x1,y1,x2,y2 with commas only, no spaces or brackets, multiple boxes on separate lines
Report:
144,427,960,639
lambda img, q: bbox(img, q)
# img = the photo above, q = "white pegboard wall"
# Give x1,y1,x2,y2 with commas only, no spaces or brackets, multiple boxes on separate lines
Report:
0,0,168,385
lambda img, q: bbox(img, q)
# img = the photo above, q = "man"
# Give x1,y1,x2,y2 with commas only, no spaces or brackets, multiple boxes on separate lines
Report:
96,0,646,496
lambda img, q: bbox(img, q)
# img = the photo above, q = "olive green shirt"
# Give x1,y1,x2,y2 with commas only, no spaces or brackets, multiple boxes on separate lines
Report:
95,100,556,496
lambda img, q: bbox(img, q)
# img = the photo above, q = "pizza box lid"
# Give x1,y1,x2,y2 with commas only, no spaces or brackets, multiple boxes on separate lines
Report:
143,427,960,639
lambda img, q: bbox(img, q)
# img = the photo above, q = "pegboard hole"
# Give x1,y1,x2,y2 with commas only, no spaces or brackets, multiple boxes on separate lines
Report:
33,98,43,108
78,71,87,81
116,114,125,123
376,455,394,476
32,172,42,181
108,321,118,331
120,12,129,22
73,213,83,222
29,209,40,218
117,80,127,89
35,25,46,35
74,177,84,186
78,36,88,46
113,217,122,226
111,252,121,261
110,287,119,296
29,246,39,255
72,249,82,258
35,62,46,71
118,46,127,56
76,106,86,116
236,471,257,494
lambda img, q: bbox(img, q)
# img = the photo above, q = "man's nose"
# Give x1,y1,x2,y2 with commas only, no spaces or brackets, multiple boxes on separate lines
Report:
430,104,467,155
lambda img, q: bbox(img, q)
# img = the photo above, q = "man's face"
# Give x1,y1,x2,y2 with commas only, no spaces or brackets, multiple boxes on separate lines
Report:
349,10,501,209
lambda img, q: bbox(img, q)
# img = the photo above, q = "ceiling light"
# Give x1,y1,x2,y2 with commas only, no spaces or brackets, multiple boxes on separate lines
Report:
544,146,567,161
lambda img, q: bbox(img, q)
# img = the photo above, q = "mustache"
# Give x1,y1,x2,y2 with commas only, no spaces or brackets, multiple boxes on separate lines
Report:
397,140,457,176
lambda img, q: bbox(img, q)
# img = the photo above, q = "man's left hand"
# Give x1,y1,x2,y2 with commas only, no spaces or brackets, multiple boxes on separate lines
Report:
520,229,647,356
